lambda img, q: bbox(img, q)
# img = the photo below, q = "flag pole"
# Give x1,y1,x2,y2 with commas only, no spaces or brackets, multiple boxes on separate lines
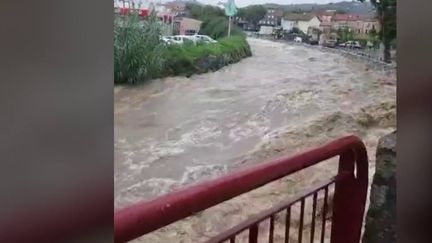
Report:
228,16,231,37
218,0,236,37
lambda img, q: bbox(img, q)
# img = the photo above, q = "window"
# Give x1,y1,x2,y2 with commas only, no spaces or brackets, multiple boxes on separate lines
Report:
185,29,196,35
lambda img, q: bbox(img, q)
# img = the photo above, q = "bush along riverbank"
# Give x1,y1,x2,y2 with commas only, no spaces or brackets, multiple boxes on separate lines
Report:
114,13,251,85
165,36,252,77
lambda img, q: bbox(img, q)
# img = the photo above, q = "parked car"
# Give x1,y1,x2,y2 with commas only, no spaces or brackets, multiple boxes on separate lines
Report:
322,39,337,48
294,36,302,43
160,36,174,44
193,35,217,44
351,41,362,49
162,35,216,46
338,42,347,47
184,29,198,36
171,35,196,45
339,41,362,49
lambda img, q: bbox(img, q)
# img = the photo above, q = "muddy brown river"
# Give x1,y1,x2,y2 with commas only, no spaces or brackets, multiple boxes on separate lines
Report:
115,38,396,242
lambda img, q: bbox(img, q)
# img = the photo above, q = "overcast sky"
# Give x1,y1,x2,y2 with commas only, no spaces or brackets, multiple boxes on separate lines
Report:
198,0,347,8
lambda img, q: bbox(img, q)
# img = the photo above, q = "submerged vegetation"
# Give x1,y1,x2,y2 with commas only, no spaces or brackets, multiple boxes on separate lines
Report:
114,12,250,85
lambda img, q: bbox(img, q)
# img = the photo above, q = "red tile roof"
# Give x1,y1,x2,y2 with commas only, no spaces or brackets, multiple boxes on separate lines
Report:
284,13,317,21
333,14,363,21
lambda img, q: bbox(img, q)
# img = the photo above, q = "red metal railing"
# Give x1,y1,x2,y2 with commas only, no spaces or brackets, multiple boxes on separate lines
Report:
115,135,368,243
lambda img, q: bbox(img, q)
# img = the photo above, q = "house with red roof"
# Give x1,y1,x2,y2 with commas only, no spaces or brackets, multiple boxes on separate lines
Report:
332,14,380,35
281,13,321,34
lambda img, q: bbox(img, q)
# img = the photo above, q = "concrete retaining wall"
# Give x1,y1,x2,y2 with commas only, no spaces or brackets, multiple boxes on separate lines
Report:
362,131,397,243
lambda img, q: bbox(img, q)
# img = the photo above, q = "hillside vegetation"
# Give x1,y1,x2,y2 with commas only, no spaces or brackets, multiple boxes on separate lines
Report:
264,1,375,15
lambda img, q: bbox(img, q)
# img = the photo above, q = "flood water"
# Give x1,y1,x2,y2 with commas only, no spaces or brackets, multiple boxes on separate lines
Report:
114,38,396,212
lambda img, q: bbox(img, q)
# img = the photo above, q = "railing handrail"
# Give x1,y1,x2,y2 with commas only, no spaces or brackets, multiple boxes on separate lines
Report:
114,135,368,243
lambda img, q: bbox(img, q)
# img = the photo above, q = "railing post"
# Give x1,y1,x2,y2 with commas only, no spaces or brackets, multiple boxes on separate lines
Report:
330,145,368,243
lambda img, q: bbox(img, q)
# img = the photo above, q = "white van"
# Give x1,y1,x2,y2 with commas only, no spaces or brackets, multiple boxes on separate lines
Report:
171,35,195,45
160,36,173,44
193,35,217,44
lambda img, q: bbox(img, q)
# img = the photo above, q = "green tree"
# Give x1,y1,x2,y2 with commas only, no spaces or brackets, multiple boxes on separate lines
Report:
186,3,244,39
368,28,379,46
200,16,244,39
359,0,396,63
335,9,348,14
337,27,354,42
187,3,224,20
291,27,303,35
237,5,266,27
291,8,303,14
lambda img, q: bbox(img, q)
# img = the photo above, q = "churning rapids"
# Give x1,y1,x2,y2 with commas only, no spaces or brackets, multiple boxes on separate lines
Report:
115,38,396,242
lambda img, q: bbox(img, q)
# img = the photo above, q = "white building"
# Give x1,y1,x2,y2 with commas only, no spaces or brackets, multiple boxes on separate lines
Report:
114,0,152,9
281,13,321,34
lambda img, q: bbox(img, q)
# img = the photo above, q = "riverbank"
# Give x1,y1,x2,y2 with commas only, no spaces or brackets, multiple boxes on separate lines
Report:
114,14,251,85
165,36,252,78
114,35,251,85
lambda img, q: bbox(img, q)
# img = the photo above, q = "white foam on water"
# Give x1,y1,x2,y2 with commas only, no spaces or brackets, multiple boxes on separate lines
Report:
117,164,229,208
179,120,222,147
125,177,177,193
119,137,187,173
180,164,228,185
228,115,269,143
116,178,178,208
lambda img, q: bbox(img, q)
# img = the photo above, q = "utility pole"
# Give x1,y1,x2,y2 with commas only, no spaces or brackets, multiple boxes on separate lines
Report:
228,16,232,37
